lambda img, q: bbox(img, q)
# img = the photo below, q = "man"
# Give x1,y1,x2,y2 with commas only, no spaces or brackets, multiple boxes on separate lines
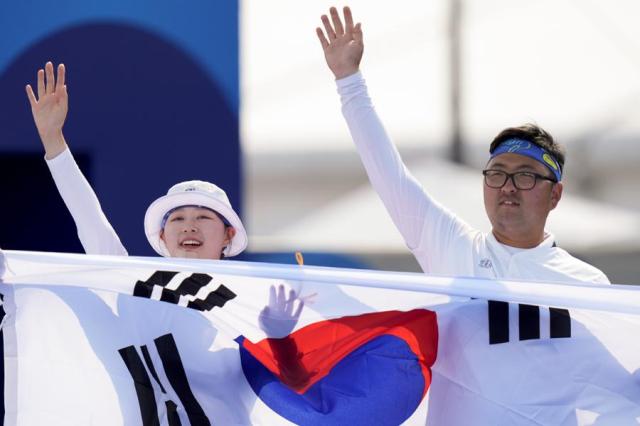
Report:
315,9,628,425
316,7,608,284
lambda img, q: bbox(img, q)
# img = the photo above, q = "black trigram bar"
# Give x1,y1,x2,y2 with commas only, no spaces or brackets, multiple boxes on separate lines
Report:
160,274,213,304
187,284,236,311
488,301,509,344
165,400,182,426
518,304,540,341
155,334,210,426
160,289,181,304
120,334,211,425
119,346,160,426
134,271,233,312
488,301,571,344
550,308,571,338
173,273,212,296
134,271,180,298
141,345,167,394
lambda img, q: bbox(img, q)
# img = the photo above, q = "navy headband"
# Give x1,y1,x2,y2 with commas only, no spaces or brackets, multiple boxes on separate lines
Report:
161,205,231,229
491,138,562,181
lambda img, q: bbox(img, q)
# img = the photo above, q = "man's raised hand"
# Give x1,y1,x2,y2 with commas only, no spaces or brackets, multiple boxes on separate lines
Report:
25,62,69,160
316,6,364,80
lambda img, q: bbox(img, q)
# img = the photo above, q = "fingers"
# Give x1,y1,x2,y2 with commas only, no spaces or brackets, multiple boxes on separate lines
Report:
318,7,361,50
343,6,354,34
293,298,304,319
353,22,363,43
268,285,277,307
37,69,45,99
321,14,336,40
300,292,318,304
277,284,286,310
269,284,304,319
56,63,65,92
316,27,329,49
45,62,55,95
25,85,37,108
330,6,344,36
285,289,297,315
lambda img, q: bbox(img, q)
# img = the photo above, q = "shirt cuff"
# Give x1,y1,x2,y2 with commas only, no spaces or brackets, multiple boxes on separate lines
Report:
45,146,72,168
336,71,363,89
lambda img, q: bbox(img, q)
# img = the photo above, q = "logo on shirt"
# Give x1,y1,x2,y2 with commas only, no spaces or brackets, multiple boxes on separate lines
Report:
479,258,493,269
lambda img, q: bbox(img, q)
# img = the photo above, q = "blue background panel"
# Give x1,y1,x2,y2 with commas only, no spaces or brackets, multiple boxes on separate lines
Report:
0,1,240,256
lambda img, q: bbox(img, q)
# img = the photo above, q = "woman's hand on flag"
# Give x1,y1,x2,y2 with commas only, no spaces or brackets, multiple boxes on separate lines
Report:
259,284,304,338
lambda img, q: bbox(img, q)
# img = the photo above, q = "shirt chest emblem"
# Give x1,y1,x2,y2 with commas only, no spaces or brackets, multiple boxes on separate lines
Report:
479,258,493,269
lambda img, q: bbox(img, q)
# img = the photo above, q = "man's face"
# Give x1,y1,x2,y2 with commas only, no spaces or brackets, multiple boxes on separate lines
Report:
483,153,563,246
160,206,236,259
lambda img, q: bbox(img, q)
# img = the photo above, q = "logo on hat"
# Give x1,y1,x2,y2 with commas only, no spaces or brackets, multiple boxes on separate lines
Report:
505,139,531,153
542,153,558,171
144,180,248,257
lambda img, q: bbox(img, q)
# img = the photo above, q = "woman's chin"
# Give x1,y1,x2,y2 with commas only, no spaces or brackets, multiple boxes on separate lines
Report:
168,246,222,260
168,249,201,259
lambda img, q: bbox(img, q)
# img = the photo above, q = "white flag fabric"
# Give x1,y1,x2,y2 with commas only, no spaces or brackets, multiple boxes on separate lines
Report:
0,249,639,425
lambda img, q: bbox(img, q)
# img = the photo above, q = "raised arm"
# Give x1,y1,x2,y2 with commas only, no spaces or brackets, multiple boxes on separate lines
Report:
26,62,68,160
316,6,363,80
316,8,475,273
26,62,127,256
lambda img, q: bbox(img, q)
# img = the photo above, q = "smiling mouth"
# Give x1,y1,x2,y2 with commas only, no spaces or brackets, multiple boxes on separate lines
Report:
500,200,520,207
180,240,202,248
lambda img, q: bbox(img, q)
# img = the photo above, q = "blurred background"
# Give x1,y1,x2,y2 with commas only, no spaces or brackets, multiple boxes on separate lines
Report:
1,1,639,283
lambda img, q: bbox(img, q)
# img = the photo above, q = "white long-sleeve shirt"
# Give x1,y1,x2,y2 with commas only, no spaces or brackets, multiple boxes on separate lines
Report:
46,148,127,256
337,72,609,284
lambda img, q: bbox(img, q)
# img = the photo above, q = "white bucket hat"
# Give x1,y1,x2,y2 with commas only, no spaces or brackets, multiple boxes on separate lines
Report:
144,180,248,257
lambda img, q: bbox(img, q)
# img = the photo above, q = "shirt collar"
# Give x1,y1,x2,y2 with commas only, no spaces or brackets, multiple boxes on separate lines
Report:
487,232,556,258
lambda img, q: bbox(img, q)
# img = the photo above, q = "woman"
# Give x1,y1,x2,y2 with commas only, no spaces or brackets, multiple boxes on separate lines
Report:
26,61,300,338
25,62,247,261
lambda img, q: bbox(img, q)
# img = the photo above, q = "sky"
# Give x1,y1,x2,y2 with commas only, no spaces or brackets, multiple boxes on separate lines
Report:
241,0,640,154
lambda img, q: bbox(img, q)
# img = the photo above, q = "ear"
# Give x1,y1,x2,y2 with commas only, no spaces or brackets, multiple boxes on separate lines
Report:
550,182,563,210
160,229,166,242
224,227,237,245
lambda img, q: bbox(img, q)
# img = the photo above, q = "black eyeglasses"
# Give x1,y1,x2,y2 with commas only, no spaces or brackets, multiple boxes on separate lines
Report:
482,169,557,190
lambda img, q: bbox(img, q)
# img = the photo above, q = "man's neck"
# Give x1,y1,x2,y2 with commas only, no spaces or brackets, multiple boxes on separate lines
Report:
491,229,545,249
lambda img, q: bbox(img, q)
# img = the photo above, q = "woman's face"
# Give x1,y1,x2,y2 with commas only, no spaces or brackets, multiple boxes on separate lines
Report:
160,206,236,259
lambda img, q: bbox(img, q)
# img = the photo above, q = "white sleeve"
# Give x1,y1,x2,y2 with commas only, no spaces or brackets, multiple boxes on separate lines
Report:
592,270,611,285
0,247,6,280
337,72,475,273
45,148,128,256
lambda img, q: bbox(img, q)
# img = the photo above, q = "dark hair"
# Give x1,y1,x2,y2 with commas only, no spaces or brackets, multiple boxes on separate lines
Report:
489,123,565,172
